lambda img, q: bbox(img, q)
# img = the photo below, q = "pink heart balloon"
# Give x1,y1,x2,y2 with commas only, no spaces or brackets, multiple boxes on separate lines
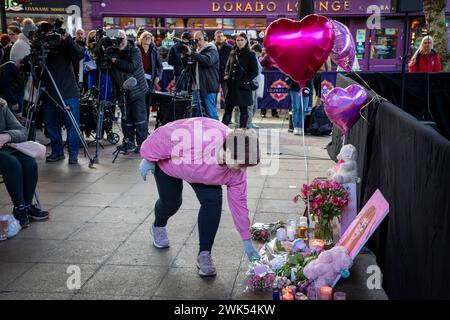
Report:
323,84,367,134
264,15,335,88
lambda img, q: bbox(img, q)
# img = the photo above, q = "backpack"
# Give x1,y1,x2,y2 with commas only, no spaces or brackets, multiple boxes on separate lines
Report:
308,103,332,136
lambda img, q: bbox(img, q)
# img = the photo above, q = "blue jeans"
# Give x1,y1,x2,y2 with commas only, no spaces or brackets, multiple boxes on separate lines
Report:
192,91,219,120
43,97,80,157
290,91,309,129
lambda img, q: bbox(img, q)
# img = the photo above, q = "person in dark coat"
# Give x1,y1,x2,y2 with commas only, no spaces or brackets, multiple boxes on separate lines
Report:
138,31,163,121
40,22,85,165
214,30,232,99
109,30,149,153
222,32,258,128
168,32,191,92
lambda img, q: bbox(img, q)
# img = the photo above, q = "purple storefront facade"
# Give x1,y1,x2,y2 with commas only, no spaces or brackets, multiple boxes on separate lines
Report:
89,0,450,71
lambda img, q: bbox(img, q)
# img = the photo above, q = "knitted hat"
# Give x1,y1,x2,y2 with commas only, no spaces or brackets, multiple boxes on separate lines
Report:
22,23,37,38
0,34,11,47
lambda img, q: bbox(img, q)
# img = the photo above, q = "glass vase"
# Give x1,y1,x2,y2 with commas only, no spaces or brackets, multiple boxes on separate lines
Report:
313,221,334,249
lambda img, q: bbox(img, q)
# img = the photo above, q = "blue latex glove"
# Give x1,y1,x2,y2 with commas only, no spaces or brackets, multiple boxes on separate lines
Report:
243,239,261,261
139,159,155,181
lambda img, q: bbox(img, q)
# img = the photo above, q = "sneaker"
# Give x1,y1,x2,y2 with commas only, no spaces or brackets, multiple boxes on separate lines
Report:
134,145,141,154
13,206,30,228
27,205,50,221
68,156,79,165
46,153,65,162
294,128,300,135
197,251,217,277
150,224,170,249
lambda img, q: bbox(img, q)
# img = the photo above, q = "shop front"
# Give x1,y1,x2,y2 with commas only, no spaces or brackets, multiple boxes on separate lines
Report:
5,0,83,35
90,0,450,71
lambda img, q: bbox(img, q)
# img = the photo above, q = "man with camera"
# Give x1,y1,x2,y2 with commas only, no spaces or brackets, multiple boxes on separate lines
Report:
109,30,149,154
184,31,220,120
168,32,192,93
38,21,85,165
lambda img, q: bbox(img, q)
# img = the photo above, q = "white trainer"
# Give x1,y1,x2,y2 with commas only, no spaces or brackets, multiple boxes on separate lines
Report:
150,224,170,249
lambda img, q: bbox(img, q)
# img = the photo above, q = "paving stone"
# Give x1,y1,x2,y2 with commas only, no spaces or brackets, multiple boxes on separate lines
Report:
6,263,98,294
0,262,35,290
16,221,84,241
68,222,139,242
0,239,62,263
81,265,167,297
49,206,103,223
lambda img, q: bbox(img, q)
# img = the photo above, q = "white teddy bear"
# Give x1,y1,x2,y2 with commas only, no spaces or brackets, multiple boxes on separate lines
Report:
326,144,359,184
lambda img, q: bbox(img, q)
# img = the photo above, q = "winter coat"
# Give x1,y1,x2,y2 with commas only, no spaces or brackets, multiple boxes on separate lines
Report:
43,35,85,102
225,47,259,107
190,43,220,96
216,42,232,81
168,44,184,77
109,40,149,102
0,99,27,155
408,50,442,73
0,61,20,106
138,43,163,83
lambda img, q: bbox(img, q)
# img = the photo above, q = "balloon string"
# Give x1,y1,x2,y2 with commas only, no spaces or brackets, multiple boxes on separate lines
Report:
299,88,311,232
352,71,387,124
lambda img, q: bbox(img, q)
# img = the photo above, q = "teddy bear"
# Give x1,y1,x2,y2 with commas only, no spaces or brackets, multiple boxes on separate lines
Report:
303,246,353,288
326,144,359,184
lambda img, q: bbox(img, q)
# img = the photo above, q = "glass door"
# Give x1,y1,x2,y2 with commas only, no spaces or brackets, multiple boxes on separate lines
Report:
368,21,404,71
349,20,371,71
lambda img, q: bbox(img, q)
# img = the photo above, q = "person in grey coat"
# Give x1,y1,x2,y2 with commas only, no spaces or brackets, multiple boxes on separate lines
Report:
0,99,49,228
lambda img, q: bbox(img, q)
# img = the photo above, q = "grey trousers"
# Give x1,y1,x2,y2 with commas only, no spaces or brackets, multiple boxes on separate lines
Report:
234,91,257,129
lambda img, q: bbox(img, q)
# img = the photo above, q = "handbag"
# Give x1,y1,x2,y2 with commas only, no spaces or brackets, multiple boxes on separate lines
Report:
235,55,259,91
7,141,46,160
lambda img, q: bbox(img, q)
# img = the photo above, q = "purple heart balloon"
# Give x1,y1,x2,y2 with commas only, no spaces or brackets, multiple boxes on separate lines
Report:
330,20,356,72
323,84,367,133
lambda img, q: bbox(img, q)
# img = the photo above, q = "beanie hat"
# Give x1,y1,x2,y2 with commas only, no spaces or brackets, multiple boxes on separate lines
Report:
22,23,37,39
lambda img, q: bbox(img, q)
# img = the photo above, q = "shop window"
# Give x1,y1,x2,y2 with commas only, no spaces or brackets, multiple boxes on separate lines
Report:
355,29,367,60
223,18,235,29
187,18,204,29
119,17,135,28
136,18,156,28
204,18,223,29
370,28,398,60
235,18,255,29
255,18,266,29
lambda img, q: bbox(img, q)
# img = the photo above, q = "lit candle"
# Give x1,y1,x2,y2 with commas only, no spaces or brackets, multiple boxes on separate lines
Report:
333,292,346,300
320,286,333,300
282,287,295,300
309,239,325,251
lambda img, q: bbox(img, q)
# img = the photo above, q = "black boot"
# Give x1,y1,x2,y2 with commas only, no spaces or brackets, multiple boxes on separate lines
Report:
13,206,30,228
222,113,232,126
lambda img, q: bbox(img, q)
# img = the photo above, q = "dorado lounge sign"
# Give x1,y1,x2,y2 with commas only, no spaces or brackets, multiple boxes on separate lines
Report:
211,0,352,13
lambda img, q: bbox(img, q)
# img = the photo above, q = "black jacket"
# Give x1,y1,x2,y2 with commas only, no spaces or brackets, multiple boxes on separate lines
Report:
109,40,149,102
138,43,163,83
190,43,220,96
216,42,232,81
0,61,19,106
168,44,184,77
43,35,85,102
225,47,258,107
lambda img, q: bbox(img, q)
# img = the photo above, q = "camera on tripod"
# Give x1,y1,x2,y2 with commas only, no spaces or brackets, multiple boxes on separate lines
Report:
173,37,198,65
22,18,66,73
91,28,124,69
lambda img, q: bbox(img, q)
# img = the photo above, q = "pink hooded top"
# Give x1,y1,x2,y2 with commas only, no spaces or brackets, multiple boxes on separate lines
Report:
140,117,251,240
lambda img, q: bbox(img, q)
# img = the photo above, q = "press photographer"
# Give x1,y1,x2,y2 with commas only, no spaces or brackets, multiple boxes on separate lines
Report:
31,19,85,165
108,30,149,154
183,31,220,120
168,32,193,92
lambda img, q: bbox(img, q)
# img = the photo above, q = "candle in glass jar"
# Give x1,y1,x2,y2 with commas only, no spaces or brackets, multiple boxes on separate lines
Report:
320,286,333,300
309,239,325,251
282,287,294,300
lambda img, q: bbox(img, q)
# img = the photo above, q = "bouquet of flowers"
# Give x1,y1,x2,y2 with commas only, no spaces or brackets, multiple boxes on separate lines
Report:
294,179,349,245
245,261,277,291
250,221,286,242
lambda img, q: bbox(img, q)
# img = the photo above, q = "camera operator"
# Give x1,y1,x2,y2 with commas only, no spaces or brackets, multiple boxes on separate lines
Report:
109,30,149,154
184,31,220,120
168,32,191,93
38,20,85,165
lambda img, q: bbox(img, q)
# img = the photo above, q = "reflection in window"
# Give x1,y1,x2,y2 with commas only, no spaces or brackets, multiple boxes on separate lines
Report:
223,19,234,29
370,28,398,60
187,18,204,29
120,17,135,28
135,18,156,28
235,18,255,29
204,18,222,29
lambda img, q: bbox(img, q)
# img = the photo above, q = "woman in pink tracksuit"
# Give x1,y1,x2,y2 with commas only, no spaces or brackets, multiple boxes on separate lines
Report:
139,117,260,277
